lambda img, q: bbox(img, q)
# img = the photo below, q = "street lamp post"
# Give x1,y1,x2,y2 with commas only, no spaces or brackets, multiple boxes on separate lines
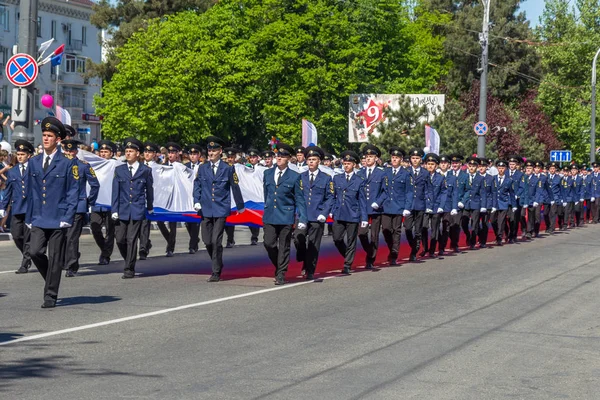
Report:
590,47,600,163
477,0,491,158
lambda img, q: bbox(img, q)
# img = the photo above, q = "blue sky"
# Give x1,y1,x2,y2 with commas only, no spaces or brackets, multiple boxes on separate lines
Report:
520,0,545,27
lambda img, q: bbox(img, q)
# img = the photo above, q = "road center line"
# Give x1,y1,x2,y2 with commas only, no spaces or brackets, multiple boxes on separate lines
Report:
0,276,337,346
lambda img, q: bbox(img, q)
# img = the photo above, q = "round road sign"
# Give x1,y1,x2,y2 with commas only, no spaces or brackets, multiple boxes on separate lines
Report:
5,53,39,87
474,121,488,136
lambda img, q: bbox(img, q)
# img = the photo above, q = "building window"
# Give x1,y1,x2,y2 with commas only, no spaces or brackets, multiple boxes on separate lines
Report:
1,86,7,104
0,6,8,32
65,55,87,74
36,16,41,37
82,26,87,46
0,46,8,71
34,90,40,109
76,58,86,73
51,20,56,38
65,54,76,73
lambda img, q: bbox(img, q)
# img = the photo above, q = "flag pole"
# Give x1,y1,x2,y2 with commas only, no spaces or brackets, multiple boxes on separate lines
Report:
55,64,59,112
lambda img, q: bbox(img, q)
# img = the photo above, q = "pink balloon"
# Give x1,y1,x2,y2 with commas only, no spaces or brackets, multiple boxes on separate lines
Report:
41,94,54,108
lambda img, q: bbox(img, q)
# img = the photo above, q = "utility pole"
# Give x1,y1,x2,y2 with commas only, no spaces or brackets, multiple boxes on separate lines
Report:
477,0,491,158
590,47,600,163
12,0,38,145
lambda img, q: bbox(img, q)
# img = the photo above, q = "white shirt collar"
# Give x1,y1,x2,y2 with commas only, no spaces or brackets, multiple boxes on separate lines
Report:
43,147,59,164
211,160,220,168
21,161,28,169
275,167,287,183
127,161,140,176
346,171,354,179
309,169,319,177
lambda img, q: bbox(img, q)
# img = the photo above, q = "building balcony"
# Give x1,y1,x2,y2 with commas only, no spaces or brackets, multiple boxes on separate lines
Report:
66,40,83,54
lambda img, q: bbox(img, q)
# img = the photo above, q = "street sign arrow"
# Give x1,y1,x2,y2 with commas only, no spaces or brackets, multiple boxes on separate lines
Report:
11,88,27,122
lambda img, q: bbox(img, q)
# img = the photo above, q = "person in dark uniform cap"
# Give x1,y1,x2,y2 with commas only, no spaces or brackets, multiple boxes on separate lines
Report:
263,143,307,285
294,146,334,280
404,148,431,261
184,143,203,254
477,157,494,248
332,150,367,274
437,155,459,255
323,153,334,169
62,138,100,277
262,150,275,168
0,139,34,273
590,162,600,223
193,136,245,282
421,153,446,257
357,144,386,268
111,138,154,279
448,154,466,252
506,155,524,243
544,161,562,234
457,156,487,250
381,147,411,264
138,142,160,260
157,142,182,256
246,148,262,245
91,139,117,265
27,117,79,308
222,147,239,247
295,146,306,167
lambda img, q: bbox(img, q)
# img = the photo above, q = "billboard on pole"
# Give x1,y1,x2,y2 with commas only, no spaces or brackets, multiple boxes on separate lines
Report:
348,94,445,143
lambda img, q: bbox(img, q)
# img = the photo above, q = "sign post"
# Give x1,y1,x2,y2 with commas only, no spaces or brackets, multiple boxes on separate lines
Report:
11,88,27,122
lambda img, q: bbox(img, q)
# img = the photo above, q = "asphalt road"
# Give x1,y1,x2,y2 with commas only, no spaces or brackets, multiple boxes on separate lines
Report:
2,225,600,399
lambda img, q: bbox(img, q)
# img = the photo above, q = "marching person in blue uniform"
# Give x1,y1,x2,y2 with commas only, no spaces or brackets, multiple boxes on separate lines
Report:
27,117,79,308
111,138,154,279
262,150,275,169
295,146,306,167
477,158,494,248
262,143,307,285
246,148,262,246
591,162,600,223
331,151,367,274
381,147,411,265
294,146,334,280
62,137,100,277
507,155,524,243
223,147,240,248
157,142,183,256
457,156,487,250
138,142,160,260
518,160,540,239
357,144,387,269
437,155,459,255
420,153,447,257
544,162,562,233
91,140,116,265
184,143,203,254
404,148,432,261
564,164,583,228
490,160,513,245
581,166,593,224
0,139,34,273
193,136,245,282
448,154,466,252
529,161,547,237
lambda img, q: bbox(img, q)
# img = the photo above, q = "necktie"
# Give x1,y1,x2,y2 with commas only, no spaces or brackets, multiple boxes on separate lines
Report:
20,164,25,177
129,166,133,176
367,168,371,179
277,171,282,185
393,169,397,176
43,156,50,172
212,163,217,176
470,174,474,185
499,177,503,186
310,173,314,185
346,174,350,182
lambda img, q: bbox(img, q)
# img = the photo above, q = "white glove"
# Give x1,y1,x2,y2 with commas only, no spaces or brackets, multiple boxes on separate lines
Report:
575,202,579,206
480,208,487,213
562,202,567,207
522,204,528,209
111,213,119,220
551,201,555,205
491,207,497,213
0,210,4,218
328,213,333,218
148,209,154,214
533,202,539,207
580,199,584,203
450,209,458,216
297,223,307,230
402,210,411,217
371,202,379,210
26,223,32,229
458,202,464,209
426,208,433,214
317,215,326,223
437,207,444,214
237,208,245,214
360,221,368,228
592,197,596,202
59,221,72,228
512,207,517,212
194,203,202,211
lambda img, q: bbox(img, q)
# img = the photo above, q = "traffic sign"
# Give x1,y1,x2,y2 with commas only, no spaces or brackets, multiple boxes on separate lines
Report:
474,121,488,136
5,53,39,87
11,88,26,122
549,150,572,163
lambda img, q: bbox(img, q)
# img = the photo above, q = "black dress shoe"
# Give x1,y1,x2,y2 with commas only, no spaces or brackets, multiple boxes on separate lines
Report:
409,254,417,262
41,301,56,308
188,249,196,254
469,245,476,250
508,239,515,244
365,263,374,270
306,273,315,280
480,244,487,248
389,260,398,266
341,267,351,275
274,276,285,285
251,240,258,246
139,253,147,260
419,250,428,257
166,251,174,257
226,242,234,248
15,266,28,274
438,251,445,257
65,270,76,278
98,257,110,266
207,274,220,282
428,252,437,258
453,247,460,253
496,241,503,246
122,271,135,279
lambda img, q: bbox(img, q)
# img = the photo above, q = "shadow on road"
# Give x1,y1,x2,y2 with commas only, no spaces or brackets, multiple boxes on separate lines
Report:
57,295,122,307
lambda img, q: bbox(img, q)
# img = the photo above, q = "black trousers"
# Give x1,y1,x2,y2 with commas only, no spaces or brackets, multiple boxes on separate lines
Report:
439,212,451,251
508,206,522,240
64,213,85,272
478,211,490,245
449,210,462,248
263,224,293,278
381,214,403,261
201,217,227,275
10,213,31,270
461,209,480,246
115,219,143,272
491,209,509,241
139,219,152,256
250,226,260,242
526,205,541,235
543,203,558,232
294,221,324,275
405,210,425,255
590,200,599,223
421,213,441,252
225,225,235,245
90,211,115,259
332,220,359,269
574,202,583,226
585,200,592,221
186,222,200,251
157,221,177,252
358,214,382,264
30,226,66,303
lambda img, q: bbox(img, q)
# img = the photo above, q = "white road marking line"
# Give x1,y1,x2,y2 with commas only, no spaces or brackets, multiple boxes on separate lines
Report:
0,276,339,346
